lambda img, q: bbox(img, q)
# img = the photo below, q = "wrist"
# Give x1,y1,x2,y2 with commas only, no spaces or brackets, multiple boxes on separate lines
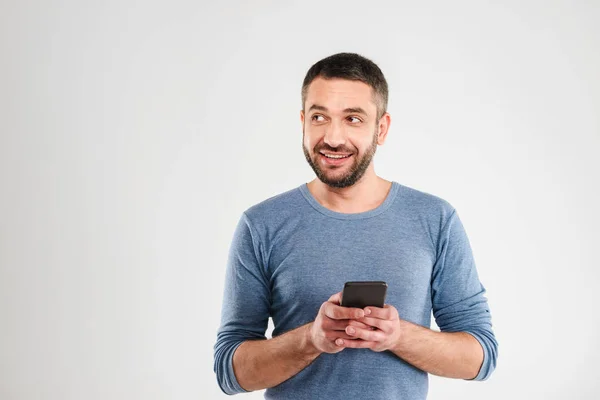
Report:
300,322,322,361
392,319,412,354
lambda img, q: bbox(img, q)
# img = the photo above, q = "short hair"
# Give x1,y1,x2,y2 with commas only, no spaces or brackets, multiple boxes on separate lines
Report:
301,52,389,120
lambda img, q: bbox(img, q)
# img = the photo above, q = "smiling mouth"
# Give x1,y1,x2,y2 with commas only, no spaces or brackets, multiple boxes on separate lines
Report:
319,152,353,166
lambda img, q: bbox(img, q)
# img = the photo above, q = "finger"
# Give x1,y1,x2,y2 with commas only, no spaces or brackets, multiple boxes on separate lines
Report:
322,302,365,320
354,316,388,331
323,331,357,340
343,319,372,330
324,318,371,331
364,304,397,320
335,338,374,349
346,325,386,342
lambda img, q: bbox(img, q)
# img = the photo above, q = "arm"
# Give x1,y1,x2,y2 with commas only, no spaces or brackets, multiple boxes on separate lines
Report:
428,209,498,381
213,212,272,395
391,319,483,379
232,323,321,391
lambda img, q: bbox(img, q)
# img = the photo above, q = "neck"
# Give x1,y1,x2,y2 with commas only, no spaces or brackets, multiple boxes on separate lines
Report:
306,169,392,214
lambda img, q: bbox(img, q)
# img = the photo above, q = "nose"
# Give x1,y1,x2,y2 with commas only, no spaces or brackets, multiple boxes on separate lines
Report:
323,119,346,148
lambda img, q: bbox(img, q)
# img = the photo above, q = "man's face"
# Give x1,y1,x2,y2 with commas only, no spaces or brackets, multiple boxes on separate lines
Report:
301,77,381,189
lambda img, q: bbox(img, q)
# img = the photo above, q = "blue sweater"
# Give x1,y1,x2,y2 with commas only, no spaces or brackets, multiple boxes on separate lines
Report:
214,181,498,399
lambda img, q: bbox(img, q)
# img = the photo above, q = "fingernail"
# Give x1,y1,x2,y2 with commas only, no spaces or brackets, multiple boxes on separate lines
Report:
365,308,371,315
347,327,355,334
336,339,344,345
356,311,364,318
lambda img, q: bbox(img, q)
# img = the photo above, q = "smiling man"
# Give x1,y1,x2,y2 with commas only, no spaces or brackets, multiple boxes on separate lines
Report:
214,53,498,399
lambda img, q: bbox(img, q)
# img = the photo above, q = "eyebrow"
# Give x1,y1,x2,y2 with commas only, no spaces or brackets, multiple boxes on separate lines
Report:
307,104,368,116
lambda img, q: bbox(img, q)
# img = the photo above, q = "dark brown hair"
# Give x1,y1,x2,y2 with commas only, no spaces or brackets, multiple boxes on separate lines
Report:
301,52,389,119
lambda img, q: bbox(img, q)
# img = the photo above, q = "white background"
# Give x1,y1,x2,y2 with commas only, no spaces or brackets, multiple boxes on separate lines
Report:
1,1,599,399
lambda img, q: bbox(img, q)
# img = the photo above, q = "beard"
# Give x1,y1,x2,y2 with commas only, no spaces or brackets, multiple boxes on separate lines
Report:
302,128,379,189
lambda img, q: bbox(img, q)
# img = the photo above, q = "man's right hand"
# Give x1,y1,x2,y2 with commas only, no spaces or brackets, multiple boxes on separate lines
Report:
308,291,371,354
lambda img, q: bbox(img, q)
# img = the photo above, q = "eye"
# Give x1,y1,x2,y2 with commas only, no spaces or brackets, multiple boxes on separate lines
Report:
347,116,362,123
311,114,325,122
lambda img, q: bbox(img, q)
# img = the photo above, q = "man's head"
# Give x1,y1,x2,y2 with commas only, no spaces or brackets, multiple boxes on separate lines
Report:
300,53,390,189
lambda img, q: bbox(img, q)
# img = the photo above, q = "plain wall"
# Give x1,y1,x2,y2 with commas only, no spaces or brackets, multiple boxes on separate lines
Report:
1,0,599,399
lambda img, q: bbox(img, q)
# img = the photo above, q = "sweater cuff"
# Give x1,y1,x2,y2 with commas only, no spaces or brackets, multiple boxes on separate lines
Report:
218,341,250,395
463,331,490,381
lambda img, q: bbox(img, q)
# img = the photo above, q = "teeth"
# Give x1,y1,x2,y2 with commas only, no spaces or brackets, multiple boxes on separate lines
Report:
323,154,350,159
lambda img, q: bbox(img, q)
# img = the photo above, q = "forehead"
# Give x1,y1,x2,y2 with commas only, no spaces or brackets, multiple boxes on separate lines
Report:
305,77,376,114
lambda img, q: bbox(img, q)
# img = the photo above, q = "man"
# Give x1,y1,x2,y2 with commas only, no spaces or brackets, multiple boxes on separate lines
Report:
213,52,498,399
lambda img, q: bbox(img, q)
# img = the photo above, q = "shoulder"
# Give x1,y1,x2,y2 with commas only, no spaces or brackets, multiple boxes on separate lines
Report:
394,182,455,218
244,185,301,216
235,185,307,260
391,182,459,246
240,184,306,232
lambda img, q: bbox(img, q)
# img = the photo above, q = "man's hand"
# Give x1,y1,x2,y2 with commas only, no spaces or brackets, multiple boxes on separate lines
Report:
308,292,372,354
338,304,403,352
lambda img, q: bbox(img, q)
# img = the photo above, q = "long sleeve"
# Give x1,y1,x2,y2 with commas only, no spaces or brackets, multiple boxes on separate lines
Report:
213,212,271,395
431,209,498,381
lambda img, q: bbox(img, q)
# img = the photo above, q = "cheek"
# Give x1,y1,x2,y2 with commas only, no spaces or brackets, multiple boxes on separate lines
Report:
303,128,321,148
302,134,313,149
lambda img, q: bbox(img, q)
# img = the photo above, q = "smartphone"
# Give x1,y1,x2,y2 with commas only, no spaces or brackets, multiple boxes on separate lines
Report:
340,281,388,309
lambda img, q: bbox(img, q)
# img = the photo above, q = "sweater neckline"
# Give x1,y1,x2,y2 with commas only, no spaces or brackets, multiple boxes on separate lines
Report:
298,181,400,220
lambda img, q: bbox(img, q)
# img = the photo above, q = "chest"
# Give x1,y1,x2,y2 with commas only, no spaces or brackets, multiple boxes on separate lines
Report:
266,221,436,333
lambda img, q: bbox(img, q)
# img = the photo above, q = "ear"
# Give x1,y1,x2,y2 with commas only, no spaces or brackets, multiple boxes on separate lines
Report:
376,113,391,145
300,109,305,124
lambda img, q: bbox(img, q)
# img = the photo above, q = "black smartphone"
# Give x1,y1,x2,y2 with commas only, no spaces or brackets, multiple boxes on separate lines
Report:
340,281,388,309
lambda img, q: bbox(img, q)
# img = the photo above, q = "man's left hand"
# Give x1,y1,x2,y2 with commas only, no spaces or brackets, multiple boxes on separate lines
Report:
336,304,403,352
